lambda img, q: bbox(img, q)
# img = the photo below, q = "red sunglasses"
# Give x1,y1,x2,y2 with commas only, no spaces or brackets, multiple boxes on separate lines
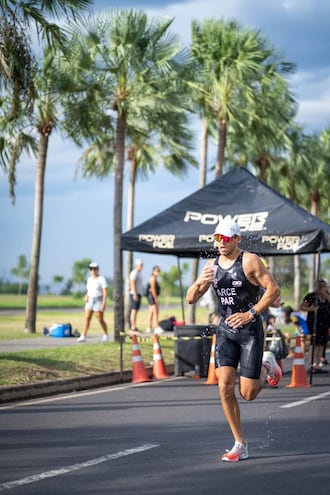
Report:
214,234,236,243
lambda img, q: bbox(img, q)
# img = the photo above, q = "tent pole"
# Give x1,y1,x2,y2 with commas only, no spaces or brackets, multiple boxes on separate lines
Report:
309,250,321,385
177,257,186,323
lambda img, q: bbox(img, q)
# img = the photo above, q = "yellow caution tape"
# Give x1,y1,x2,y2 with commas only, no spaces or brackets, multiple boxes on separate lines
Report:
119,331,287,343
118,331,213,341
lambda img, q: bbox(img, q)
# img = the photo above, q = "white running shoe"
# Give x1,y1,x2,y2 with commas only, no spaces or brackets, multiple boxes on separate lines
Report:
77,335,86,343
146,328,153,333
102,334,110,342
222,441,248,462
263,351,282,387
154,326,164,335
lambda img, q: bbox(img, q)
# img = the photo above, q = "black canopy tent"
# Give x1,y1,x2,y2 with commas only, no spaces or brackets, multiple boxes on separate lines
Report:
121,167,330,258
121,167,330,383
121,166,330,320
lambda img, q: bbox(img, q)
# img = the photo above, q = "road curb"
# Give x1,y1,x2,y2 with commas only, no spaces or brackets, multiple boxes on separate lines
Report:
0,364,175,404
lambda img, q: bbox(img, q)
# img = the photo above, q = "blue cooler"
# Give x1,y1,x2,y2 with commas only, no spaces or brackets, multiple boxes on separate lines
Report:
49,323,72,338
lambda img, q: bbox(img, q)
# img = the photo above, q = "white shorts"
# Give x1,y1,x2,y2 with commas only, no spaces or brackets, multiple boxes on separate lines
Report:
85,297,104,312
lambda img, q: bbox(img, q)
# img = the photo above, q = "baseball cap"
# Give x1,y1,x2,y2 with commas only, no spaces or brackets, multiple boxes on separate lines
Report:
213,219,241,237
135,258,143,266
89,261,99,269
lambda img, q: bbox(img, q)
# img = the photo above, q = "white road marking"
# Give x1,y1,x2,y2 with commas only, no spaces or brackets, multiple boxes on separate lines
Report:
0,444,160,492
280,391,330,408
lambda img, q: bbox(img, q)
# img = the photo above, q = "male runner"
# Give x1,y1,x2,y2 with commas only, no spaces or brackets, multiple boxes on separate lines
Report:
186,218,282,462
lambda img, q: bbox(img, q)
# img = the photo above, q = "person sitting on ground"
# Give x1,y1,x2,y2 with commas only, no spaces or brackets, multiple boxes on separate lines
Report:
265,314,288,373
283,306,309,356
159,316,177,332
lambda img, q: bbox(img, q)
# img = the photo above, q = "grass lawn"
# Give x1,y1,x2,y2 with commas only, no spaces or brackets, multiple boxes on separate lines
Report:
0,299,209,387
0,339,175,386
0,294,83,309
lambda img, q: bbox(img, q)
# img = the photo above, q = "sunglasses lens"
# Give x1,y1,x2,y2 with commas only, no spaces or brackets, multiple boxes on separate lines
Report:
215,234,233,243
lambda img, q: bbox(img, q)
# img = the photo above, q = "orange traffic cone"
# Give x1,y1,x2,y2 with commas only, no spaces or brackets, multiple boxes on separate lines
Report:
204,333,218,385
132,334,150,383
286,336,310,388
152,334,168,379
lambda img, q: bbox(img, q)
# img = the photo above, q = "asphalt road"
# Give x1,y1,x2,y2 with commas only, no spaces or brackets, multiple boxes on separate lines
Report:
0,364,329,495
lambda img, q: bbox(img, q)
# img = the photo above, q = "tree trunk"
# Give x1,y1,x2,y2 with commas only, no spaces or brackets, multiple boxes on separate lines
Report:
25,132,49,333
294,254,301,308
188,118,208,324
255,152,270,183
199,117,208,187
309,255,317,292
125,158,137,328
215,118,226,178
113,112,126,341
309,196,320,290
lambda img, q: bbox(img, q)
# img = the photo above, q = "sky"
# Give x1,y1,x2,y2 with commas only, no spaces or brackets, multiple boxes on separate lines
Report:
1,0,330,288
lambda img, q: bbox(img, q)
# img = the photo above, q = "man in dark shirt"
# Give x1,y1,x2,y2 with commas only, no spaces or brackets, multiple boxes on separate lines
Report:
187,219,281,462
300,279,330,373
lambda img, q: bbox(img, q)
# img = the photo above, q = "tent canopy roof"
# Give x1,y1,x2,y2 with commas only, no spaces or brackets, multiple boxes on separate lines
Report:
121,167,330,257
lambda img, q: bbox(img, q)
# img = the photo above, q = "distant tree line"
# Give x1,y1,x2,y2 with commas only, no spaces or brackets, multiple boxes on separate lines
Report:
3,255,329,305
2,255,190,299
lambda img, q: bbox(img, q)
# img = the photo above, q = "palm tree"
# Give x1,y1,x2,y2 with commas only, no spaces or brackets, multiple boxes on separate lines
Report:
190,18,296,179
187,18,296,322
267,126,306,202
11,255,30,294
0,12,35,121
24,48,59,333
0,0,92,193
58,10,192,339
5,41,100,333
227,66,297,182
72,259,92,293
0,1,91,88
125,112,197,318
52,274,64,295
300,131,330,218
76,105,196,328
267,126,330,299
0,96,37,201
187,25,218,324
298,129,330,290
187,126,214,323
265,126,308,307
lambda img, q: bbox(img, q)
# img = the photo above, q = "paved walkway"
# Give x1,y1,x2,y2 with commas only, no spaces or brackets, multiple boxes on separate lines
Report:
0,331,166,353
0,334,114,353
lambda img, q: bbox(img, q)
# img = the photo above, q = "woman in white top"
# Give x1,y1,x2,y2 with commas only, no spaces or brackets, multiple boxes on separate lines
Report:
77,261,109,342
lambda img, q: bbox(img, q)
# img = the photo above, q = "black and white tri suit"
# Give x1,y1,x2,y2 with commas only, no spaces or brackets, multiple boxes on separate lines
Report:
212,251,264,379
